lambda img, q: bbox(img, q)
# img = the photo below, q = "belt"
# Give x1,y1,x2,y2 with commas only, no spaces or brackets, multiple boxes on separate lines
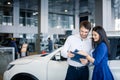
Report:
69,65,88,70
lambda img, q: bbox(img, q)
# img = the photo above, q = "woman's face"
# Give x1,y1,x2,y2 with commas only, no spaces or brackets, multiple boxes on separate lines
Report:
92,31,100,42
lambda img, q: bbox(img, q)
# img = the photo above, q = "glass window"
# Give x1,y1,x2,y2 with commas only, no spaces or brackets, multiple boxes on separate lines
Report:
19,0,38,27
48,0,74,29
0,0,13,26
49,13,74,29
112,0,120,30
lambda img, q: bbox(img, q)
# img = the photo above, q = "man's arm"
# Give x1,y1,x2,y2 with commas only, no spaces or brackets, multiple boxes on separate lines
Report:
61,37,71,58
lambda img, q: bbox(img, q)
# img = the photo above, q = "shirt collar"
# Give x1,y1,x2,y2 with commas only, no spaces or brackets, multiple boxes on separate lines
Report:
75,34,88,41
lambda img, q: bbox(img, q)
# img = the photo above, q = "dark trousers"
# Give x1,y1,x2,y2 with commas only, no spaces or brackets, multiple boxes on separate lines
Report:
65,65,89,80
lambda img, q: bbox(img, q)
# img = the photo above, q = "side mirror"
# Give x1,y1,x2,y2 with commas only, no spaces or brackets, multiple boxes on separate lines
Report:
55,52,61,61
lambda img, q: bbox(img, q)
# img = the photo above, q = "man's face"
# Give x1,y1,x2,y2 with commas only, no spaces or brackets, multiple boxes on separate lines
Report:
79,26,90,39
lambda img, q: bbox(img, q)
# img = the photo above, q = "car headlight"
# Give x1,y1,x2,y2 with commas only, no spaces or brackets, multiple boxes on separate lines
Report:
7,64,15,70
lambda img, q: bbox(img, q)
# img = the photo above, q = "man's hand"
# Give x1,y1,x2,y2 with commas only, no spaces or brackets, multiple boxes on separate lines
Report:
67,51,74,58
80,58,88,65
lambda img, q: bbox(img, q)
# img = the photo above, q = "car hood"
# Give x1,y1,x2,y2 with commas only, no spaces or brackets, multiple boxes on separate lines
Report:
9,47,63,65
10,54,46,65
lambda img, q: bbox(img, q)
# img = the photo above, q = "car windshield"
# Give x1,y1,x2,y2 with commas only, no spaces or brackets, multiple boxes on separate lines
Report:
40,53,49,57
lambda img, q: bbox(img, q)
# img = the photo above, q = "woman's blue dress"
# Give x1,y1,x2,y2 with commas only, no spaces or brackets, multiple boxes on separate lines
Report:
92,42,114,80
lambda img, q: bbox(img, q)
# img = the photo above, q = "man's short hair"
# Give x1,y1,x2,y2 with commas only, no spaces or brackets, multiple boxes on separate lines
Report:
79,21,91,31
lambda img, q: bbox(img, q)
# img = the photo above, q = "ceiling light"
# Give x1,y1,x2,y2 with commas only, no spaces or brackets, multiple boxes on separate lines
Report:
64,9,68,12
7,2,11,4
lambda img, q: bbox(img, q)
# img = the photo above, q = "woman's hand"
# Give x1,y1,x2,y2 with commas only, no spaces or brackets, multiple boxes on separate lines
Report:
80,58,88,65
78,50,88,56
79,50,95,63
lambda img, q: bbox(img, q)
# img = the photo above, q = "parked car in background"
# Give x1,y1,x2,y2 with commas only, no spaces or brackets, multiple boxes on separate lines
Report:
3,36,120,80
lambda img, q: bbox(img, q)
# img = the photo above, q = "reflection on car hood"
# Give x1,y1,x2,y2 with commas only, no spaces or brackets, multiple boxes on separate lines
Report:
10,54,44,65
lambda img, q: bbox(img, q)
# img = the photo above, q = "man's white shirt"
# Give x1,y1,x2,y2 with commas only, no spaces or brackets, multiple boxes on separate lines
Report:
61,34,92,67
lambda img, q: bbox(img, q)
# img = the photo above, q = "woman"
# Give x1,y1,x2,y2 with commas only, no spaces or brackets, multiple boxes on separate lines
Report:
79,26,114,80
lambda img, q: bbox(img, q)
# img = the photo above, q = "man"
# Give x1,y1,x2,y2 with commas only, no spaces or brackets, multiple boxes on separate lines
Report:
48,37,53,53
9,38,19,59
61,21,92,80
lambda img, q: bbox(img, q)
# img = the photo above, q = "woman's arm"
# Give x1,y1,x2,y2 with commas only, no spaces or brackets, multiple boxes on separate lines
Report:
86,55,95,63
79,50,95,63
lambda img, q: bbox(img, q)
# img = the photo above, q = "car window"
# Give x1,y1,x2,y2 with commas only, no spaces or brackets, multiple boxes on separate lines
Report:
108,37,120,60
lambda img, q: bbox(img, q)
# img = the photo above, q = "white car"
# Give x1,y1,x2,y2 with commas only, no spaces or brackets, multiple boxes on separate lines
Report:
3,46,120,80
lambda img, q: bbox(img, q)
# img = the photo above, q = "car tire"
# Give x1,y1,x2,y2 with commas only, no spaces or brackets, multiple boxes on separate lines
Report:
11,73,38,80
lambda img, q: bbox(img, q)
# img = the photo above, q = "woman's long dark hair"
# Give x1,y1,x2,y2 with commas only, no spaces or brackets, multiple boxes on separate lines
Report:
92,26,111,56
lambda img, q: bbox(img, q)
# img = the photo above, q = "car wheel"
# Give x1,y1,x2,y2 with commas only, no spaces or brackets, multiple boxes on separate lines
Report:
11,73,38,80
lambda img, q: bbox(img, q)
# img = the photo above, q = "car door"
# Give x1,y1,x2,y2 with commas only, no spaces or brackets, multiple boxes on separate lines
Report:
47,52,68,80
